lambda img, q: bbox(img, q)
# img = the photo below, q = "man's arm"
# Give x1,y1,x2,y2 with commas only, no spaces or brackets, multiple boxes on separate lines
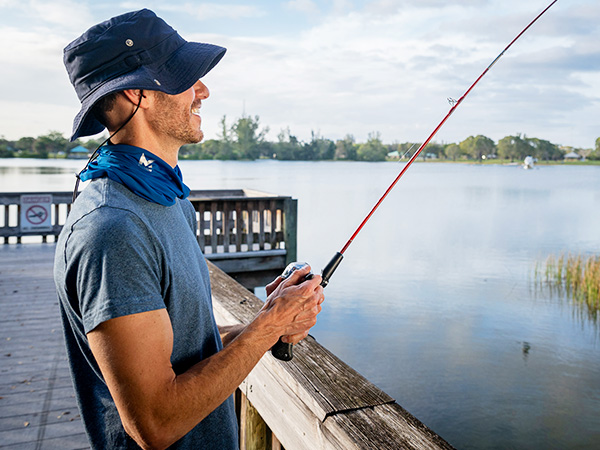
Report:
218,323,246,347
88,266,322,450
218,273,288,347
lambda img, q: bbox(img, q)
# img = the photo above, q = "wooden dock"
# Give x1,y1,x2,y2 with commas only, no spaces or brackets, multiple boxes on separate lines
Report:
1,190,298,290
0,244,88,449
0,243,454,449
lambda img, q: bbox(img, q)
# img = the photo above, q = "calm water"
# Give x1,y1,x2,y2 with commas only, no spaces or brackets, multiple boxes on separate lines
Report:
2,159,600,449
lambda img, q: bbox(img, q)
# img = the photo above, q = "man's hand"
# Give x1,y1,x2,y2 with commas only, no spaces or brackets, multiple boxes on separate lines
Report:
257,264,324,345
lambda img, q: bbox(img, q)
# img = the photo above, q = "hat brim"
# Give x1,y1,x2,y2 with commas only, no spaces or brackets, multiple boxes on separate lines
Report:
70,41,226,141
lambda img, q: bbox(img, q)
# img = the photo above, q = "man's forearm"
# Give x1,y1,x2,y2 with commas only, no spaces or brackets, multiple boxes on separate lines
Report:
218,323,246,347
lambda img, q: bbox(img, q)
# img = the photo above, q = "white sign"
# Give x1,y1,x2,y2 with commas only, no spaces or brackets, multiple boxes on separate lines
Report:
20,194,53,232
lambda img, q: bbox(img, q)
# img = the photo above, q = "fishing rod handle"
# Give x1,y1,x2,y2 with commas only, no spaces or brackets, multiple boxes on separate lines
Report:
270,262,313,361
270,253,344,361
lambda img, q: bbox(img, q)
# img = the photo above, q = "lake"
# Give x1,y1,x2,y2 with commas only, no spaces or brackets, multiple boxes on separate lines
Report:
1,158,599,449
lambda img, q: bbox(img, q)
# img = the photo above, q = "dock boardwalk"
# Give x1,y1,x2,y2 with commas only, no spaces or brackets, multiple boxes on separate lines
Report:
1,190,298,291
0,244,88,449
0,244,454,450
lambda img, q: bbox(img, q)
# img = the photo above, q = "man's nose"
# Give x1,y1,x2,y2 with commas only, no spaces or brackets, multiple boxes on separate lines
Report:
194,80,209,99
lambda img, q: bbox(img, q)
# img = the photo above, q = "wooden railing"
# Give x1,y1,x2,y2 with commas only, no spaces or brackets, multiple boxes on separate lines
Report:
0,190,297,289
188,189,297,289
209,261,455,450
0,192,72,244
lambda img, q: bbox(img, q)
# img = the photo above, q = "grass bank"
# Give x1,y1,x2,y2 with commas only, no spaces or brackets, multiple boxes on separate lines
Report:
535,253,600,321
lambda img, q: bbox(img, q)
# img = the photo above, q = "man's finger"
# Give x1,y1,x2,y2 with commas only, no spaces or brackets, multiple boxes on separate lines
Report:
265,276,283,296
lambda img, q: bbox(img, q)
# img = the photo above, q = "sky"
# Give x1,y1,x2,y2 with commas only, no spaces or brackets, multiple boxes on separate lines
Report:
0,0,598,149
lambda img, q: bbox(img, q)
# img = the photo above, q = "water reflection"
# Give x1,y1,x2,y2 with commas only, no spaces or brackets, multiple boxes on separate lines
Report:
0,166,73,175
2,159,600,449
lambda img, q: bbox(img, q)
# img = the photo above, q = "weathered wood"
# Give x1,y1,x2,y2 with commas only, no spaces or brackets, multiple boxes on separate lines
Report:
258,201,266,251
2,190,297,289
223,201,231,253
209,263,454,450
2,245,453,450
240,392,271,450
283,199,297,264
271,433,282,450
0,244,88,449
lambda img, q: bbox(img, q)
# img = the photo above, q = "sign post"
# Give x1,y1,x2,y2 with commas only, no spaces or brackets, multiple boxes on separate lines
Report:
20,195,53,233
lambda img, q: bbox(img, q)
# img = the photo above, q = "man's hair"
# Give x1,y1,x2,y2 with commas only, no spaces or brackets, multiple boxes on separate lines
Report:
91,92,120,127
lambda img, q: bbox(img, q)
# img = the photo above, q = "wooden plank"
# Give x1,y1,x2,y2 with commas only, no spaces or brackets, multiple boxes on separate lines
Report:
271,433,282,450
258,201,266,251
283,199,298,264
197,203,206,251
239,391,248,450
209,262,454,450
236,201,243,252
223,201,231,253
208,254,286,274
241,392,270,450
210,202,218,254
269,200,278,249
0,245,88,449
247,202,254,251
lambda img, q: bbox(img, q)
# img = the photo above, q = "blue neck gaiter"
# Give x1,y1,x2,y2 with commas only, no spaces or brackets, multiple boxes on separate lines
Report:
79,144,190,206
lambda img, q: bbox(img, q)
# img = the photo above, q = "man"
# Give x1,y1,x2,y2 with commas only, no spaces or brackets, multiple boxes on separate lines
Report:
54,9,324,450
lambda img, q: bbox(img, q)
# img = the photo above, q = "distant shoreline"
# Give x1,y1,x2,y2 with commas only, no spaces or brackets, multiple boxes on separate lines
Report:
1,157,600,166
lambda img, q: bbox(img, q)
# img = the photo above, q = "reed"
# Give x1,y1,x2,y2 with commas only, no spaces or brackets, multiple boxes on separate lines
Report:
536,253,600,318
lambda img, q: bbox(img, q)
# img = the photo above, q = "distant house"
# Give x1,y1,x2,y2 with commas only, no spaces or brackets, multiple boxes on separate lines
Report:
564,151,581,161
68,145,90,159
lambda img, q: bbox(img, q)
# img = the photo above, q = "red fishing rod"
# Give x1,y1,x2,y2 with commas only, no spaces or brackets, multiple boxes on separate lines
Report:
272,0,559,361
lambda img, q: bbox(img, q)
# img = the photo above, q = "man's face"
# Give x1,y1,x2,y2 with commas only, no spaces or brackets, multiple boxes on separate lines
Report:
150,80,209,146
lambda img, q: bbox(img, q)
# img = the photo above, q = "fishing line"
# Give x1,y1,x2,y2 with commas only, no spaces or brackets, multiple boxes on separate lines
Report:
271,0,559,361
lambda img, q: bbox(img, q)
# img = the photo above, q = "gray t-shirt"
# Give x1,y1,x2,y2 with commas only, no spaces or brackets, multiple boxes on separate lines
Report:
54,178,238,449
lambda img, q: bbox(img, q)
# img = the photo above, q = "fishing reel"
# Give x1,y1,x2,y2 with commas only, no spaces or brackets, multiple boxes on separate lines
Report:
270,254,343,361
269,262,313,361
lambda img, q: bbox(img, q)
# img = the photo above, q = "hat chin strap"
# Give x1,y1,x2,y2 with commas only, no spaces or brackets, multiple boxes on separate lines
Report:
72,92,145,203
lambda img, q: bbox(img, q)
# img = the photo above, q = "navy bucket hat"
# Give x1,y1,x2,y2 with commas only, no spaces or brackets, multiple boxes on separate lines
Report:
64,9,226,141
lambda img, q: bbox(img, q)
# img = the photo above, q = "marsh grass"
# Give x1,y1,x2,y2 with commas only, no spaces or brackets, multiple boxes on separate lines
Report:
535,253,600,323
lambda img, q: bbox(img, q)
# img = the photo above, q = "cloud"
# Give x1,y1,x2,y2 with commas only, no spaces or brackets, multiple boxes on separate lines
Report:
0,0,597,148
286,0,320,15
157,2,266,20
196,0,598,148
29,0,93,30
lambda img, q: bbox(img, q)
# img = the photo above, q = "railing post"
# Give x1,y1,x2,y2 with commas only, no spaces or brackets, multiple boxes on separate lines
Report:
283,198,297,265
239,391,271,450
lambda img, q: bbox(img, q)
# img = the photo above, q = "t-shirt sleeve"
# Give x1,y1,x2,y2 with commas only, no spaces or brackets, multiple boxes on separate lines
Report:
64,207,166,334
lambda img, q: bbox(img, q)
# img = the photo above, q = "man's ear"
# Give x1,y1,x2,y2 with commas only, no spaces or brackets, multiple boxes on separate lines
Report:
121,89,148,107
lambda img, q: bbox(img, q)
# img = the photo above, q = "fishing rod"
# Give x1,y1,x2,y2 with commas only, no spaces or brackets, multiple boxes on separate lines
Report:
271,0,558,361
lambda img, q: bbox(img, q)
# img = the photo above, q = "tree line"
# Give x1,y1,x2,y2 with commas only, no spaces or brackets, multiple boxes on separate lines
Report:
2,115,599,162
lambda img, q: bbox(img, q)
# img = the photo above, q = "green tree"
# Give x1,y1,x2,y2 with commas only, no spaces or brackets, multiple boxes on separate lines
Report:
396,142,420,159
81,136,108,150
590,137,600,160
424,142,444,159
33,131,69,158
497,134,533,162
301,131,335,160
357,132,387,161
459,135,495,160
0,137,14,158
15,137,35,153
444,143,462,161
526,137,562,161
273,127,302,160
231,114,269,160
334,135,357,160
